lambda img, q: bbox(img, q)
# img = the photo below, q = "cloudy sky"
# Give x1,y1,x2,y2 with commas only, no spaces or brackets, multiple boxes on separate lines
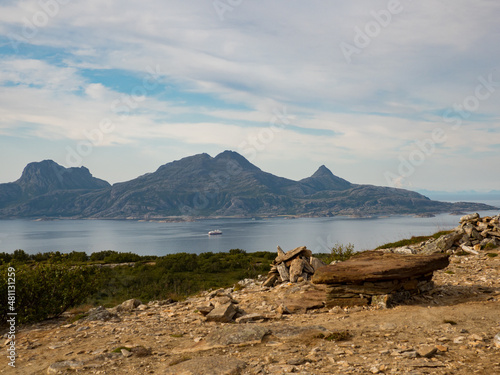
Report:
0,0,499,192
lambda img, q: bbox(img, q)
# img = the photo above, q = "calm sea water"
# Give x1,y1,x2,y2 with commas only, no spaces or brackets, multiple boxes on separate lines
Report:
1,202,498,256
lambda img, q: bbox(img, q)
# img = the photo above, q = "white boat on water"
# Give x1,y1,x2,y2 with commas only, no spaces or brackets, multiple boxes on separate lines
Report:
208,229,222,235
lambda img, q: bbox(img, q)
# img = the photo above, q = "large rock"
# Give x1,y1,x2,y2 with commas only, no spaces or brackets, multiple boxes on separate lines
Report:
205,303,236,323
84,306,121,322
289,258,306,282
309,257,326,271
460,213,480,223
115,298,142,312
420,231,463,254
276,262,290,282
275,246,312,264
312,251,449,284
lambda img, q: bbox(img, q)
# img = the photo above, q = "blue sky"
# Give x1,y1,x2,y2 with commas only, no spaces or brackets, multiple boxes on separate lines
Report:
0,0,499,191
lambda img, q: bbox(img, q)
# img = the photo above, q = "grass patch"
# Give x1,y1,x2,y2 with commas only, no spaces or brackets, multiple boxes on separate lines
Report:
315,243,355,264
316,330,352,342
69,313,87,323
454,251,470,256
376,230,453,250
233,283,246,292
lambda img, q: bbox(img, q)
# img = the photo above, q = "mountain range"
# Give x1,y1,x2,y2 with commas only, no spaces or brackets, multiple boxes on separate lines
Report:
0,151,496,219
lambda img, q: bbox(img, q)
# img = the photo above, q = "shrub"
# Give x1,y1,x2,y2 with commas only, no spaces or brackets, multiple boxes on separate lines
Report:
330,243,355,261
89,250,141,263
0,252,13,265
12,249,30,263
376,230,453,249
0,263,102,325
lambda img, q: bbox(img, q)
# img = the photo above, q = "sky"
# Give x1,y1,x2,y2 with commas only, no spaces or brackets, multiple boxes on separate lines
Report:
0,0,499,192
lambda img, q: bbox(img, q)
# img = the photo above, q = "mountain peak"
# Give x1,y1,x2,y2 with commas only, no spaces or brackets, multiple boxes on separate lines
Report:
311,165,334,178
300,165,352,191
16,160,110,196
214,150,261,171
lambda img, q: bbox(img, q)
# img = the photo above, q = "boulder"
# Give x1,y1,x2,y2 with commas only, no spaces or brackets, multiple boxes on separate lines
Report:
276,262,290,282
289,258,306,282
205,303,237,323
275,246,312,264
309,257,326,271
115,298,142,312
312,251,450,284
262,273,278,287
420,231,463,254
460,213,480,223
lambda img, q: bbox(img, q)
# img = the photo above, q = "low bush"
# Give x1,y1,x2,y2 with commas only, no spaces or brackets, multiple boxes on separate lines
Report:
375,230,453,249
0,263,102,325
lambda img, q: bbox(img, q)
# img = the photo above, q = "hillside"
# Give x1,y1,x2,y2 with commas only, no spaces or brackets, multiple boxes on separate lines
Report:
0,151,496,219
10,246,500,375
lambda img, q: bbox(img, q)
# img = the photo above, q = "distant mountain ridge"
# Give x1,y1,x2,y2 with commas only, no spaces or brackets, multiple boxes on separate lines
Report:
0,151,496,219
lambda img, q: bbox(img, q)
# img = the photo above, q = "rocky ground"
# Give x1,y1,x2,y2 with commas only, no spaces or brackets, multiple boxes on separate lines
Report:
3,248,500,375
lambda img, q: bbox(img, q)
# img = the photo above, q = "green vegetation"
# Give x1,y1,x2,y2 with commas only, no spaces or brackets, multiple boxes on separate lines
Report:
0,248,274,326
483,243,497,250
316,330,352,342
0,262,101,325
454,251,470,256
375,230,453,249
315,243,355,264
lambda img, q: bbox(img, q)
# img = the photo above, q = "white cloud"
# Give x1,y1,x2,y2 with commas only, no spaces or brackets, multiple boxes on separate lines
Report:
0,1,499,189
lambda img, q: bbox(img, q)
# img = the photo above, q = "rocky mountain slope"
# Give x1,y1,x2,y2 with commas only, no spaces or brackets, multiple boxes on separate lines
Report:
0,151,496,219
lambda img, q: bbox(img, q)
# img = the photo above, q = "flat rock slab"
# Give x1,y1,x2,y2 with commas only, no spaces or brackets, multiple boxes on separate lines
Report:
164,356,246,375
177,325,270,353
204,325,270,347
275,246,312,264
268,324,329,339
312,251,449,284
280,285,327,313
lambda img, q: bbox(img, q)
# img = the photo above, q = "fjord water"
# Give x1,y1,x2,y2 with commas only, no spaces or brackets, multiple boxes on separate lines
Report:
1,204,499,256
